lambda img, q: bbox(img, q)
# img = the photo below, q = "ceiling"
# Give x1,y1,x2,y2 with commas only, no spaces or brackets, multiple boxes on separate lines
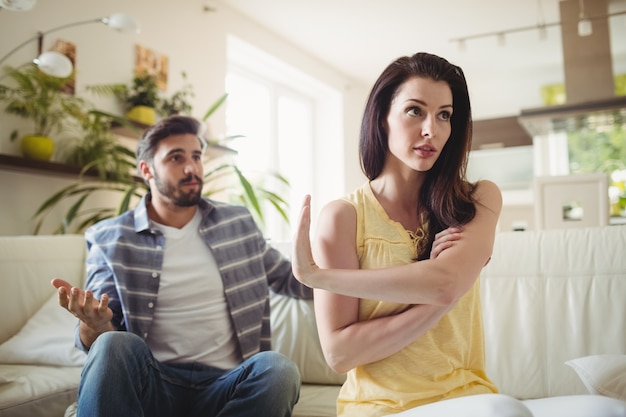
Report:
214,0,626,90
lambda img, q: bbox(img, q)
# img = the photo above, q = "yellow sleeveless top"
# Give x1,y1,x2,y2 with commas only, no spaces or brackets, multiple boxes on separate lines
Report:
337,183,497,417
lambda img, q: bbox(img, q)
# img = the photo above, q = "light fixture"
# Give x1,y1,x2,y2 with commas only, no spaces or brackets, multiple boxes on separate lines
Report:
450,9,626,49
497,33,506,47
0,0,36,11
536,0,547,41
0,13,140,77
538,23,547,41
577,0,592,37
32,51,73,78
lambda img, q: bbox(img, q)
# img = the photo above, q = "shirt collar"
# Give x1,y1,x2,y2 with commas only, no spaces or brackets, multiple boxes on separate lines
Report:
133,193,215,233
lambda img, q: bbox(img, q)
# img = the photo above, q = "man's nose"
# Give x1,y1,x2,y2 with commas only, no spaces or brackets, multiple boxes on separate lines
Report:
183,162,199,175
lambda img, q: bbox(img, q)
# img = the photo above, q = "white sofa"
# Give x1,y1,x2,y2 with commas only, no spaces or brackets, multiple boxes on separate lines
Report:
1,227,625,417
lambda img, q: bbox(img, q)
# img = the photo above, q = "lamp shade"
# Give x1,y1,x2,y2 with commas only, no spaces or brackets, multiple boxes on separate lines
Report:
33,51,72,78
103,13,140,33
0,0,36,11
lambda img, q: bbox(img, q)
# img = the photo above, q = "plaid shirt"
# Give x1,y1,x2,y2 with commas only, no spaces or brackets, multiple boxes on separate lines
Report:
76,194,312,360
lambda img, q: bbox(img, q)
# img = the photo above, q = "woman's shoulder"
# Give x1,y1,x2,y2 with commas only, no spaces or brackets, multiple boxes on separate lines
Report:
321,198,357,223
472,179,503,213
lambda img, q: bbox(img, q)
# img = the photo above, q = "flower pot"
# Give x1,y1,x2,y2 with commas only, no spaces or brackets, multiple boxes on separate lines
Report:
21,135,54,161
126,105,156,126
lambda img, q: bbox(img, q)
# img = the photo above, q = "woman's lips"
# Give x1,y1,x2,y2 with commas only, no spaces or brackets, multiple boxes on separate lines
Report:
415,145,436,157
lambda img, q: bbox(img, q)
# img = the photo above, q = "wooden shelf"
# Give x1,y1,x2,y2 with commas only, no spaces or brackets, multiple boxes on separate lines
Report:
111,120,237,156
0,153,92,178
111,120,148,139
0,154,143,183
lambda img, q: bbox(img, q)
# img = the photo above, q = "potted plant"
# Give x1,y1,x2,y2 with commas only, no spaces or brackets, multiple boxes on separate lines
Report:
87,70,160,126
33,94,291,234
57,109,137,179
0,63,86,161
158,71,194,117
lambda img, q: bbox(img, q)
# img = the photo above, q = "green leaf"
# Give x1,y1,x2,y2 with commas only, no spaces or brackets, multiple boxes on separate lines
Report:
202,93,228,121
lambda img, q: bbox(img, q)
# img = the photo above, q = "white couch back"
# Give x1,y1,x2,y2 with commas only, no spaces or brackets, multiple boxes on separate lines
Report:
0,235,86,344
481,226,626,399
1,227,624,401
270,227,626,397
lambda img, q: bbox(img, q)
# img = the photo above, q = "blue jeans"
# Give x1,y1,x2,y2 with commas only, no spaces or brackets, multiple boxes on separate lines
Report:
76,332,302,417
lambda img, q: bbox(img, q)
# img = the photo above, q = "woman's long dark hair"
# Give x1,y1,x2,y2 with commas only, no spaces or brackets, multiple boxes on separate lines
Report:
359,52,477,258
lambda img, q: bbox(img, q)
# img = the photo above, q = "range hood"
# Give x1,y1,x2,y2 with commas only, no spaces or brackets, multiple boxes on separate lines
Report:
519,96,626,136
518,0,626,136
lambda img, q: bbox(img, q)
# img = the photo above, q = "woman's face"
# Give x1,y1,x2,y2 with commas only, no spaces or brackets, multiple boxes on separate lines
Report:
385,76,453,174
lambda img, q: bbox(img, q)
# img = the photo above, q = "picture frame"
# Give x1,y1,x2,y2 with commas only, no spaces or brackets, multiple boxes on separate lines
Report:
533,173,609,230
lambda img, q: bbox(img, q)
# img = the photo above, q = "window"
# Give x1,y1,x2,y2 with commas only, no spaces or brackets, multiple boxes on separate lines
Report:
567,126,626,218
225,36,342,241
534,125,626,220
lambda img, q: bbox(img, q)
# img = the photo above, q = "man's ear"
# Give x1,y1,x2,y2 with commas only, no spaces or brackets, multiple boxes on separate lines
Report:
138,160,153,182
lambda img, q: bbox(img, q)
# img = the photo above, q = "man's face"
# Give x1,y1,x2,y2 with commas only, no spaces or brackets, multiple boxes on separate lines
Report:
145,133,204,207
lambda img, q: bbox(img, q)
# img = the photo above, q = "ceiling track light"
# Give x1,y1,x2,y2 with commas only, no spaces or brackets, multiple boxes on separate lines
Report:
578,0,593,36
450,9,626,50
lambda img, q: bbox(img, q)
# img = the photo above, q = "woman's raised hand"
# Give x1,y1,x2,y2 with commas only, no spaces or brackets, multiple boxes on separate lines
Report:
291,195,320,287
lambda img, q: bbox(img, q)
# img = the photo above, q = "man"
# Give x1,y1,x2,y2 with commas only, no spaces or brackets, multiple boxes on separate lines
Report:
52,115,312,417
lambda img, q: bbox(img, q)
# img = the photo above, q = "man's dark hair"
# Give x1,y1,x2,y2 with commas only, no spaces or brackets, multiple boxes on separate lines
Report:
135,115,206,166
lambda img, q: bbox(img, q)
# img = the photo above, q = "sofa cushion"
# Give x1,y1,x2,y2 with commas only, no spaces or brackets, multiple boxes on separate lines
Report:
0,294,85,366
0,364,80,417
270,292,345,385
480,226,626,399
566,354,626,401
294,384,341,417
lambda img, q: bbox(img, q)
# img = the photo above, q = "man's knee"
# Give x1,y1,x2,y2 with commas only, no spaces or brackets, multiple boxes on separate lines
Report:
256,351,299,378
89,332,147,360
251,351,301,392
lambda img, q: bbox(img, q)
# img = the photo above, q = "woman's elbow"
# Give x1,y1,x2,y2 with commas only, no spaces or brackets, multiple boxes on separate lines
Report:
434,274,474,305
323,351,351,375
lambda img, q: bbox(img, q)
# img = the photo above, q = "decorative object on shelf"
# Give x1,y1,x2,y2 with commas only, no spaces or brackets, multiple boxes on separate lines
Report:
540,83,566,106
134,44,168,90
33,95,291,234
21,134,53,161
0,13,139,78
159,71,195,117
87,71,160,125
57,110,137,179
0,63,86,161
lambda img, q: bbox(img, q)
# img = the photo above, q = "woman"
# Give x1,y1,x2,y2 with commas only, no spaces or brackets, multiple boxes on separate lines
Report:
292,53,626,417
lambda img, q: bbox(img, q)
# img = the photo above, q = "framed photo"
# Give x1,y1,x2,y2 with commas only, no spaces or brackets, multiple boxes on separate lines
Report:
134,44,168,91
50,39,76,95
533,173,609,230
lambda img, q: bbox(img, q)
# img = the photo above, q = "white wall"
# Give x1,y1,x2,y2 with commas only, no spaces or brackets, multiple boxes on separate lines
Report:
0,0,367,235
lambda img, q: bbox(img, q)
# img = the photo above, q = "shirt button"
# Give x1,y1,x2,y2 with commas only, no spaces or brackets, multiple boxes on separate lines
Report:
156,245,162,250
148,302,154,308
152,272,158,278
143,333,148,338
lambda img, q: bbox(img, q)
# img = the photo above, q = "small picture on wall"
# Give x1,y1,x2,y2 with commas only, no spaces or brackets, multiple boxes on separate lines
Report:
134,44,168,91
50,39,76,95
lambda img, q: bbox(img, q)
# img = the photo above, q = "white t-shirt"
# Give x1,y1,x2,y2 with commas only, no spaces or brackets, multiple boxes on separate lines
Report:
146,210,240,369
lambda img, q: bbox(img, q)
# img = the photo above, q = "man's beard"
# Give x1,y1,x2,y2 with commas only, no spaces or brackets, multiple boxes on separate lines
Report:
153,172,203,207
